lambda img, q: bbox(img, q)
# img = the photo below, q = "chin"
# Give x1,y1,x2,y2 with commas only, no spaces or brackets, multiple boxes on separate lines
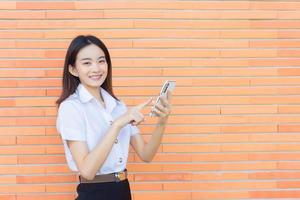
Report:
90,81,105,88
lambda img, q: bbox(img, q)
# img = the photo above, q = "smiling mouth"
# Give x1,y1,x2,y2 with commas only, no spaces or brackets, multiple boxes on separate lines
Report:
89,75,102,80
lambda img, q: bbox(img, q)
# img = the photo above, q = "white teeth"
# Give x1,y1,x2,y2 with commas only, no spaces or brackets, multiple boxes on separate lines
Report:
89,75,101,79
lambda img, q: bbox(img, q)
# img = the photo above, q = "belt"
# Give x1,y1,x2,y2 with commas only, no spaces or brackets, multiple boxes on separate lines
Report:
79,169,127,184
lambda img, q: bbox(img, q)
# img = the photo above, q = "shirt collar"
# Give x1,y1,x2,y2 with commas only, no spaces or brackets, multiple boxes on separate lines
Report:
77,84,93,103
76,83,120,113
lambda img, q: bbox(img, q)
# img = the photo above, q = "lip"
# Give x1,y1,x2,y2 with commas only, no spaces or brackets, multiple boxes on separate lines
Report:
89,74,102,80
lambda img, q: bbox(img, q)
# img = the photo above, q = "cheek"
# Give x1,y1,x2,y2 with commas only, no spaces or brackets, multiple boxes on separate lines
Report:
75,66,87,76
103,64,108,74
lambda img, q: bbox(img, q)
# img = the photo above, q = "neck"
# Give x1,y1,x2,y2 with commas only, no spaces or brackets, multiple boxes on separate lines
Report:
83,84,104,102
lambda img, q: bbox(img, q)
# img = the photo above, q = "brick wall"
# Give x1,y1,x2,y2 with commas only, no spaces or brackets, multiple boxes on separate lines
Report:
1,1,300,199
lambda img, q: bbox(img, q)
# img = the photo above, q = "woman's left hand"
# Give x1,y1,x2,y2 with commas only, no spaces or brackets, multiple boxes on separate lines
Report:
152,91,172,123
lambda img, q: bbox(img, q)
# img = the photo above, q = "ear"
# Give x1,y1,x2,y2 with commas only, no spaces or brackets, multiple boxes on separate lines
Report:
68,64,79,77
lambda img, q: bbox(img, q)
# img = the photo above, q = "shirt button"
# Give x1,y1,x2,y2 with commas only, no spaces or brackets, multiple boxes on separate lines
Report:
109,120,113,125
119,157,122,163
114,139,118,144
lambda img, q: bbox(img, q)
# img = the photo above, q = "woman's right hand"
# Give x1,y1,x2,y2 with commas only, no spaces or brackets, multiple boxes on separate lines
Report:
114,98,153,128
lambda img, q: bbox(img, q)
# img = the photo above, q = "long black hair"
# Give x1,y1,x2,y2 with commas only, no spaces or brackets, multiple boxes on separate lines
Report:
56,35,118,107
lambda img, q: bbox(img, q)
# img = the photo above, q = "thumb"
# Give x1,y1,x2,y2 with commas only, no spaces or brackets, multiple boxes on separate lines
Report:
136,97,153,110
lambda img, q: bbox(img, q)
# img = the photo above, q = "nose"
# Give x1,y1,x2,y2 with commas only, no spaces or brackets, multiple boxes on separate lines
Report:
91,61,104,73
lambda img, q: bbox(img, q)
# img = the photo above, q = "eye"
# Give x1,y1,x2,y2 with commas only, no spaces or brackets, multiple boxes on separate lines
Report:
99,59,106,64
83,62,91,65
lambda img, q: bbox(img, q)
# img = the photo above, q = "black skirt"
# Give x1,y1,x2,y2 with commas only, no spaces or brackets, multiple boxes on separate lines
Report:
76,179,132,200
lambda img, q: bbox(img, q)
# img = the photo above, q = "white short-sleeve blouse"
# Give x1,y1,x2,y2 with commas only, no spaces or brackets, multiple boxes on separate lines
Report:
56,83,139,175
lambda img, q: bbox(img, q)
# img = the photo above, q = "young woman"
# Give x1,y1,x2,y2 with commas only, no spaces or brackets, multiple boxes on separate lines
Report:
56,35,172,200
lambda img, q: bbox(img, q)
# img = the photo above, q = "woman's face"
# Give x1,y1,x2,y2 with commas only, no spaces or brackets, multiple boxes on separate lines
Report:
69,44,108,90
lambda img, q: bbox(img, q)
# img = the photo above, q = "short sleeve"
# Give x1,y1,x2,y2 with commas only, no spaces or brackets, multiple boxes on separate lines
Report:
130,124,140,136
56,101,86,141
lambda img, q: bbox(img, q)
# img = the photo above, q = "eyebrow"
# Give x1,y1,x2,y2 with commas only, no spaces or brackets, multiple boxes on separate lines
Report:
80,56,105,61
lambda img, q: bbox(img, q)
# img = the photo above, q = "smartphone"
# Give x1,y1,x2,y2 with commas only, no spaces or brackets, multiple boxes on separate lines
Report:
150,80,176,117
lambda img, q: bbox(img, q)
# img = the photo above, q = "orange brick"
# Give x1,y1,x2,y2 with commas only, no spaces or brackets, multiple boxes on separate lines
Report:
221,125,277,133
163,163,220,172
18,155,65,164
193,172,248,181
46,183,76,192
163,144,221,153
0,195,15,200
127,163,163,172
278,30,300,39
0,108,45,117
15,59,63,68
278,11,300,19
250,77,300,86
250,58,300,67
0,136,16,145
0,80,17,87
15,98,55,107
17,174,76,184
45,165,71,174
16,2,75,9
0,175,16,184
17,136,61,145
278,124,300,132
221,30,277,39
192,191,249,199
277,144,300,153
0,11,45,19
250,2,300,10
45,146,64,154
249,152,300,161
221,10,276,19
0,2,16,9
0,99,15,107
0,156,17,165
0,49,45,58
16,194,75,200
249,133,300,142
249,171,300,179
16,40,67,49
134,172,192,182
0,127,45,136
138,153,192,163
133,192,191,200
0,30,43,39
0,184,45,193
0,146,45,155
278,105,300,114
131,182,162,191
0,88,45,97
251,20,300,29
221,143,277,152
221,105,277,114
46,10,103,19
192,153,248,162
250,39,300,48
249,190,300,199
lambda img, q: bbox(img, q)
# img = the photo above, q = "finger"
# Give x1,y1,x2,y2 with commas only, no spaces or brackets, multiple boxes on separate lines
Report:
130,116,144,126
159,95,170,109
137,97,153,110
152,108,167,118
155,103,168,113
135,115,145,125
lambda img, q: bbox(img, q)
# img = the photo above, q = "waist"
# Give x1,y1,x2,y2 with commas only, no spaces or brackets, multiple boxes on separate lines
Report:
79,169,128,184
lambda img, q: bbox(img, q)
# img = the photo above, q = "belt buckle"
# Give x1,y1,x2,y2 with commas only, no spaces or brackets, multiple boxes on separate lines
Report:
114,171,125,182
